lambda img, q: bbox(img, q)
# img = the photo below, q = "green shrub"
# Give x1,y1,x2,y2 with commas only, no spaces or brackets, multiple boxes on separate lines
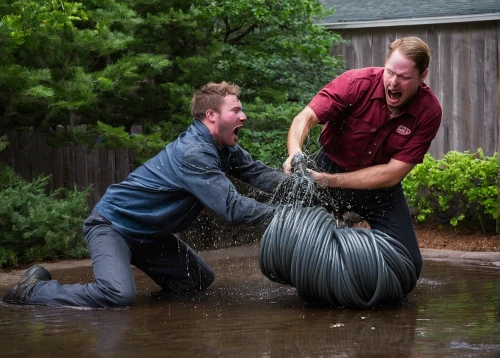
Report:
402,150,499,233
0,163,90,267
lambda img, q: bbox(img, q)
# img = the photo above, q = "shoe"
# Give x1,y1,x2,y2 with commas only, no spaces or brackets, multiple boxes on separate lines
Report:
3,265,51,304
19,265,52,282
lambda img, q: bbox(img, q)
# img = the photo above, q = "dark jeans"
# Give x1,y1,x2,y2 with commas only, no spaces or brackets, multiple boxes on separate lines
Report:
313,150,423,277
27,211,215,308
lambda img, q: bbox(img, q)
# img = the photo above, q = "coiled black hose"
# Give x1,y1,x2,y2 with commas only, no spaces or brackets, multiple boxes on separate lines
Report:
260,158,417,308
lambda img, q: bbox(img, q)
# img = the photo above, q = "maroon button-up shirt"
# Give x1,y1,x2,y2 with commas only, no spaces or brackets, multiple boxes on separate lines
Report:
309,67,442,172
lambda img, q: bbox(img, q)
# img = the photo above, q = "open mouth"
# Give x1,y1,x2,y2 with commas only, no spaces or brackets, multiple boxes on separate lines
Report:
387,89,402,102
234,127,241,136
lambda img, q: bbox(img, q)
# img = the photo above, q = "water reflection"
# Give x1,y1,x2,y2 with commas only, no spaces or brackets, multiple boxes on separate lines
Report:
1,245,499,357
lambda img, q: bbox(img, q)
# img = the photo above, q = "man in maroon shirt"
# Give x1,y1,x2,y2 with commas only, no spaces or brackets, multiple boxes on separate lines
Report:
283,37,442,277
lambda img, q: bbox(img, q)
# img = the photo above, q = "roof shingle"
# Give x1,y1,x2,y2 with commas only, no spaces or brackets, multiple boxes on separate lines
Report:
319,0,500,24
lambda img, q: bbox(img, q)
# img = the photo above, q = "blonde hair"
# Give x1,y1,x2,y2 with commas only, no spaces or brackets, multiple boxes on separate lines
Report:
190,81,240,120
388,37,430,74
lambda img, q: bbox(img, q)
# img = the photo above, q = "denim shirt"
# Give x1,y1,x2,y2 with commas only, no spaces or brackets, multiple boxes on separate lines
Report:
94,120,286,239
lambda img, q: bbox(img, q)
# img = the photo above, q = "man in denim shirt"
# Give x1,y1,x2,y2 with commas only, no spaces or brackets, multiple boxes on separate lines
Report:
4,82,287,308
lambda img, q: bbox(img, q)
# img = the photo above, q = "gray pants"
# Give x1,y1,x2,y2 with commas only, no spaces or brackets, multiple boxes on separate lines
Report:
27,211,215,308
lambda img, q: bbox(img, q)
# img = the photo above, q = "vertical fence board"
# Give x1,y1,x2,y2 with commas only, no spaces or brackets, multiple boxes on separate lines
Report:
352,30,367,69
17,132,32,181
74,144,88,192
451,25,470,152
470,25,485,153
382,28,394,58
47,145,64,192
335,30,356,70
64,145,76,190
358,33,373,68
483,24,498,156
86,146,100,209
30,131,46,180
344,33,356,70
426,25,442,157
437,25,454,156
425,25,439,94
100,149,116,190
371,29,385,67
115,149,131,183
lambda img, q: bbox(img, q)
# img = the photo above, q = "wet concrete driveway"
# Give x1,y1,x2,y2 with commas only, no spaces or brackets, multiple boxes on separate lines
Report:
1,243,499,357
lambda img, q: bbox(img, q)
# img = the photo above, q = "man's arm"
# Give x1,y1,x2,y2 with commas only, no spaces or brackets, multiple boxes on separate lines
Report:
227,145,288,194
283,106,319,173
180,145,275,225
307,158,415,189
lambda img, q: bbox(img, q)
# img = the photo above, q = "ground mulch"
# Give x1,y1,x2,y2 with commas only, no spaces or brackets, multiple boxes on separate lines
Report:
415,224,500,252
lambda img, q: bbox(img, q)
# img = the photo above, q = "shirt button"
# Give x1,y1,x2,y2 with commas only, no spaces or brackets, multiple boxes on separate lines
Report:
368,151,372,155
374,143,377,146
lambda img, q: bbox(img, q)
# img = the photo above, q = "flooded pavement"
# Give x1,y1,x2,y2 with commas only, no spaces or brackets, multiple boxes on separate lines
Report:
1,243,499,357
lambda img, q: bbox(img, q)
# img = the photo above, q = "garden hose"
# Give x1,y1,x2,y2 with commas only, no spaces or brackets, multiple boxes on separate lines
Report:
259,155,417,308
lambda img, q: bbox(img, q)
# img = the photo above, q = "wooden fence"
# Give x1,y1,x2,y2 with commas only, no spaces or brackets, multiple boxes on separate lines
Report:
331,20,500,159
0,131,135,210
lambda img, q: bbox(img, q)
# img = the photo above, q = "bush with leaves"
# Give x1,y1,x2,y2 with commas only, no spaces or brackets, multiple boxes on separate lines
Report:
402,150,499,233
0,162,90,267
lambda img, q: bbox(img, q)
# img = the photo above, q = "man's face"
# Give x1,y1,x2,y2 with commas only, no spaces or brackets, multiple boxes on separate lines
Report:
383,49,427,111
211,94,247,147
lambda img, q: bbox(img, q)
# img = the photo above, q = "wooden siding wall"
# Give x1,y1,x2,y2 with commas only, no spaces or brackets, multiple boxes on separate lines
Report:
331,21,500,159
0,131,135,210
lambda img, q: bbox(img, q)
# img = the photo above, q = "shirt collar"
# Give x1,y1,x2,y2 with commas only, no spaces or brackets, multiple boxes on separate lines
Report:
191,119,223,151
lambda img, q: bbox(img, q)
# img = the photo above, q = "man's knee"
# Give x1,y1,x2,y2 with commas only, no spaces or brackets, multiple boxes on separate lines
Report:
96,280,136,308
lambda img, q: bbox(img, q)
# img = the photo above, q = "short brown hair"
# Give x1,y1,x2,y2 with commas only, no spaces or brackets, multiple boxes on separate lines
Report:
190,81,240,120
387,37,430,75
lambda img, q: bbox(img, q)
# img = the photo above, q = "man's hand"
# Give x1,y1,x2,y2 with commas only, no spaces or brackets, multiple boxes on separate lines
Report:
282,154,296,174
307,169,331,187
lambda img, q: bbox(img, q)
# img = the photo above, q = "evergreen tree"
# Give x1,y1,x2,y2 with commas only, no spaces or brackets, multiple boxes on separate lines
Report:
0,0,344,139
123,0,344,133
0,0,170,131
